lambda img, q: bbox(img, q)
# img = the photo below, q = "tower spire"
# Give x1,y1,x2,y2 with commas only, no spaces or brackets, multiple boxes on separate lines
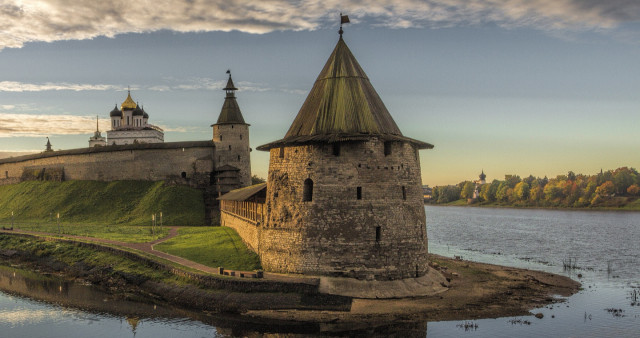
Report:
339,13,350,39
224,69,238,98
96,115,99,132
214,70,245,125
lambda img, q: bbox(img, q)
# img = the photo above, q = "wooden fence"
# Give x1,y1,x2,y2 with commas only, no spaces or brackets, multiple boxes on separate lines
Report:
220,200,265,224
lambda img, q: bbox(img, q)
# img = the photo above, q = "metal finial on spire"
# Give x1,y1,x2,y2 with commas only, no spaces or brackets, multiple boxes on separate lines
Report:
339,13,350,39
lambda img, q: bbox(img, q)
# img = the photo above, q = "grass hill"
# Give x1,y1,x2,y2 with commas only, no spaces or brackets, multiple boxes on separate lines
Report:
0,181,205,226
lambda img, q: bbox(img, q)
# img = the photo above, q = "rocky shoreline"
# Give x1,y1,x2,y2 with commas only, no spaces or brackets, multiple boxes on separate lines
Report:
0,233,580,331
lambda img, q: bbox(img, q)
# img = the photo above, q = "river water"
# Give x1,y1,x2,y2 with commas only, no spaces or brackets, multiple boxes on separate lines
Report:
0,206,639,337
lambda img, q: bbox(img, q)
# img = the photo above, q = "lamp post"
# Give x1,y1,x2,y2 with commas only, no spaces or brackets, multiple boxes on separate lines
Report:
11,211,14,230
159,212,162,228
57,213,60,234
151,214,155,235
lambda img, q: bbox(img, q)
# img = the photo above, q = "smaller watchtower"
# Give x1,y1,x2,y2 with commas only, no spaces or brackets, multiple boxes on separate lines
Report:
212,70,251,195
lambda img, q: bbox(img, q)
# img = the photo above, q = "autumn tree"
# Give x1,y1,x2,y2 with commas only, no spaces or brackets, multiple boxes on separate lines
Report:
595,181,615,197
496,182,510,202
461,181,475,200
513,181,530,201
627,184,640,196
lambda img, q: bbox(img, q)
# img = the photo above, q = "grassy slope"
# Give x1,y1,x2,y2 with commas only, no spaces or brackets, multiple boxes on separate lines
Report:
0,234,172,282
0,181,205,226
154,227,262,271
10,224,169,243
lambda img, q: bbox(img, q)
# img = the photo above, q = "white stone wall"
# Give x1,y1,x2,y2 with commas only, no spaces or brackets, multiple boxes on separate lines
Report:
107,129,164,145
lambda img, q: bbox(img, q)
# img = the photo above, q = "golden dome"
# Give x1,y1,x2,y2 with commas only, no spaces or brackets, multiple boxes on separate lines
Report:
121,91,137,110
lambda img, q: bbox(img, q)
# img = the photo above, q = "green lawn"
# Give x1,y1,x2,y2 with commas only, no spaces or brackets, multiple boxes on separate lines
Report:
11,223,169,243
154,227,261,271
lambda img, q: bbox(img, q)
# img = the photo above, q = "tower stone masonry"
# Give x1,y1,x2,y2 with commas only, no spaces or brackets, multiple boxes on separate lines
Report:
255,34,434,280
212,71,252,196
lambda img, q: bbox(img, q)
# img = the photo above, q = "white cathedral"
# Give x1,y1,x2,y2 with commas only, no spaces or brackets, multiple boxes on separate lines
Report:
89,90,164,147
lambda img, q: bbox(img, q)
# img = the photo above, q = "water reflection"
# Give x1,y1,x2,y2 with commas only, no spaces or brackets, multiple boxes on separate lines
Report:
0,265,429,337
2,207,638,337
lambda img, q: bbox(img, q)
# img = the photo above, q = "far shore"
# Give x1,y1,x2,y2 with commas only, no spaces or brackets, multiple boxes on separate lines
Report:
425,200,640,212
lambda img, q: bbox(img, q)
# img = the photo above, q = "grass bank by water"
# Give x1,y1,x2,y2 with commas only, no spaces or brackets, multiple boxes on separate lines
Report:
154,227,261,271
0,180,205,226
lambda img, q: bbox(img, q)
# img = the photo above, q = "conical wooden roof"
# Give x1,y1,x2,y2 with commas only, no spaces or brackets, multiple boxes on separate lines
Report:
215,74,246,125
258,38,432,150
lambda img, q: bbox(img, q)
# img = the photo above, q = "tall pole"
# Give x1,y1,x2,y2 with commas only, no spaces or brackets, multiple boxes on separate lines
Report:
57,213,60,234
11,211,14,230
152,214,155,235
159,211,162,228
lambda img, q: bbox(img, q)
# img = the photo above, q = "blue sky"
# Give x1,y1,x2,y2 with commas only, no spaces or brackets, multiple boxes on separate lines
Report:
1,1,639,186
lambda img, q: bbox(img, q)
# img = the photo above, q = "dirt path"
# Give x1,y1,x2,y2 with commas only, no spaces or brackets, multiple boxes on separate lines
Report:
0,227,222,274
0,227,316,284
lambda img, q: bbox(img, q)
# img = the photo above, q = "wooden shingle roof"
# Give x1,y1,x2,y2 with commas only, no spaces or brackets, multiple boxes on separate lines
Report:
218,183,266,201
215,73,247,125
258,38,432,151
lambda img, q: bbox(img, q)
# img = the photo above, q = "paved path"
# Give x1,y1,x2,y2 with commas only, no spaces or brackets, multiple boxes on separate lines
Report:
0,227,318,284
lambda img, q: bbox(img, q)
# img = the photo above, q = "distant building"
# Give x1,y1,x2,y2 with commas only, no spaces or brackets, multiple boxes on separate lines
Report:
88,116,107,147
472,170,487,199
423,185,433,200
107,90,164,145
45,137,53,152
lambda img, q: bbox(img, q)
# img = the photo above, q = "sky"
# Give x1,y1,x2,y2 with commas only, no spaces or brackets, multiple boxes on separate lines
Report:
0,0,639,186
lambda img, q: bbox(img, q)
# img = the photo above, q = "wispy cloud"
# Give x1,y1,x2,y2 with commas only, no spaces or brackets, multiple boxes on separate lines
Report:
0,1,638,50
0,79,294,94
0,81,120,92
148,77,286,93
0,113,109,137
0,112,203,138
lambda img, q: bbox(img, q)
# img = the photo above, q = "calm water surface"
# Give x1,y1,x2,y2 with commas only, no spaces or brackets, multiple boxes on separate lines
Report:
1,206,639,337
426,206,640,337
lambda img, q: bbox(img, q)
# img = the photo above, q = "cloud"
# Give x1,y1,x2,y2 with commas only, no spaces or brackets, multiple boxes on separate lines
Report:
0,81,120,92
148,77,285,93
0,113,110,137
1,1,639,50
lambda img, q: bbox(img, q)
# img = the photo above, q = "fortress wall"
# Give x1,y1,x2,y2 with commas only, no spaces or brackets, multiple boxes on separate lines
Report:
0,142,215,188
263,138,428,280
220,210,305,273
220,211,260,252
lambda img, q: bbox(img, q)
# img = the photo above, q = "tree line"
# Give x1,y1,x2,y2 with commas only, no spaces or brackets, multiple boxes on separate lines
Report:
430,167,640,208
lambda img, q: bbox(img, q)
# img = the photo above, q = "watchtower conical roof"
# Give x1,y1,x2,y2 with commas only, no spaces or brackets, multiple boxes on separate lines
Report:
257,38,432,150
215,71,246,125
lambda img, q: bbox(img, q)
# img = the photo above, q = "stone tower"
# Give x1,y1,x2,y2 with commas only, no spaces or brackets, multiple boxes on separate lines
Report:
256,34,433,281
212,70,251,196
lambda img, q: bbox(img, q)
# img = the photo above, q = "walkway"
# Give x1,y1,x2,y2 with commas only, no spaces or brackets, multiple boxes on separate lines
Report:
0,227,317,284
1,227,221,274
